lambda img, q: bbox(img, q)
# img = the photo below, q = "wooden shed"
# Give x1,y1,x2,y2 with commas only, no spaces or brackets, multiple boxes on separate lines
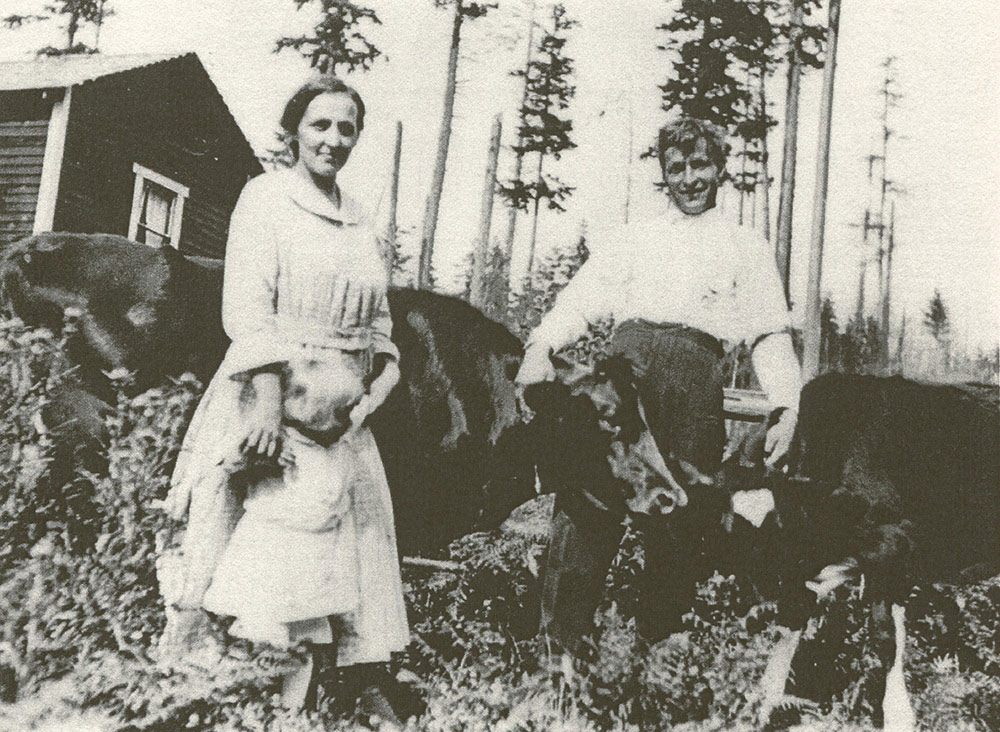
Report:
0,52,262,258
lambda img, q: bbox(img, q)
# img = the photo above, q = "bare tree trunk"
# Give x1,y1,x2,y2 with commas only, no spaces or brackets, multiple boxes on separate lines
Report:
470,114,503,309
802,0,841,381
525,152,544,274
854,210,870,322
418,2,464,290
775,0,804,304
738,137,748,226
624,99,634,224
758,71,771,241
881,201,896,369
385,121,403,281
875,62,894,367
854,256,866,323
95,0,106,49
896,312,906,373
67,9,80,49
502,0,536,270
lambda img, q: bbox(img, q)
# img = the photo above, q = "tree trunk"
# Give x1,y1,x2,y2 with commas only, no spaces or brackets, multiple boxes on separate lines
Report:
385,120,403,281
95,0,106,49
775,0,804,305
418,2,464,290
802,0,841,381
880,201,896,368
526,152,544,274
854,256,866,324
502,0,536,271
758,70,771,241
470,114,503,309
67,9,80,49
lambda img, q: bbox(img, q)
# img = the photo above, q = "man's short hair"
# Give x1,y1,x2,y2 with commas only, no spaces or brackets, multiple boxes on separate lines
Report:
658,118,729,173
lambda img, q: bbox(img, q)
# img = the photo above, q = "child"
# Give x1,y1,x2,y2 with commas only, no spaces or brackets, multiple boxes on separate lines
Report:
207,350,405,716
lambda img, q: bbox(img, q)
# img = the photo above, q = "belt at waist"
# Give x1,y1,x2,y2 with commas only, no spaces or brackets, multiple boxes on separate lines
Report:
615,319,724,360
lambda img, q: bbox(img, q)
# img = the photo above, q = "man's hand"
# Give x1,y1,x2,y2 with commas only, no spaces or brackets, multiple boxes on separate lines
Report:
764,408,797,469
515,344,556,387
238,372,282,457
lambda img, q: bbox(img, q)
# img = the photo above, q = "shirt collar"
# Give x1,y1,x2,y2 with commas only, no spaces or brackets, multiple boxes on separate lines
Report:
663,200,723,226
281,167,363,225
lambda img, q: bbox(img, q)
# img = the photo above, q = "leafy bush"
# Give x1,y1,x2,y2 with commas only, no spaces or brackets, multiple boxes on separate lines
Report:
1,318,998,732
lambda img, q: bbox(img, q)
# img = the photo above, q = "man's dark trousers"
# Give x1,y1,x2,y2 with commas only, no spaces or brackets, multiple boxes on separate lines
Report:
540,320,728,654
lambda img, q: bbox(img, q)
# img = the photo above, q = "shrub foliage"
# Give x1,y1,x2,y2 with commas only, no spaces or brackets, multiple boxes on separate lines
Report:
0,319,997,731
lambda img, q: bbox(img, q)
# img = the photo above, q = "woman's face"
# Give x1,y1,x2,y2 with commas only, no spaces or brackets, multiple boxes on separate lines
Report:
294,92,361,181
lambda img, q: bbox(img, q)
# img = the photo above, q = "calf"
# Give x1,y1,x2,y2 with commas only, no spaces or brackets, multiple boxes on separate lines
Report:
523,354,729,654
740,373,1000,730
0,233,537,556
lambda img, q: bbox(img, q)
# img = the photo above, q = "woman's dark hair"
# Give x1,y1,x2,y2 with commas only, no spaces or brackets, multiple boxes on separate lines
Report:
279,76,366,158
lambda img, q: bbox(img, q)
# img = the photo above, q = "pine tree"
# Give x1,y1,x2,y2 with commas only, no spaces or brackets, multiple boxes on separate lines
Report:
657,0,825,229
498,3,577,275
276,0,383,75
923,289,951,373
4,0,112,55
923,290,950,344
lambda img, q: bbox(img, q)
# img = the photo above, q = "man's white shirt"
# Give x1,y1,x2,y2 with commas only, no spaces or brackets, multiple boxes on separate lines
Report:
526,205,801,412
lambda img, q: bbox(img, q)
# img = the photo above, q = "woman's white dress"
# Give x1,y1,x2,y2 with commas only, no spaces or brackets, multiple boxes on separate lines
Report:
164,168,409,665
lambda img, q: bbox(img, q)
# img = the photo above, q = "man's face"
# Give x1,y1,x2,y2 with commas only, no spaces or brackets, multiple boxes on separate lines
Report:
661,138,722,216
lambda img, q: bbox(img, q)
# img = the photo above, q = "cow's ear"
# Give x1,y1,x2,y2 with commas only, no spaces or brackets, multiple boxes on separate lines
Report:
560,363,595,392
158,243,185,265
550,352,574,371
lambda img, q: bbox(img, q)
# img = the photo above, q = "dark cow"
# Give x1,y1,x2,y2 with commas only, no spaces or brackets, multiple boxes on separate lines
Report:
522,354,733,652
525,354,999,731
725,373,1000,730
0,233,540,556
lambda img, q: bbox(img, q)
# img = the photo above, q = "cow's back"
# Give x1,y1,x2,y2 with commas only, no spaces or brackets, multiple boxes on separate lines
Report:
795,373,1000,580
373,289,535,554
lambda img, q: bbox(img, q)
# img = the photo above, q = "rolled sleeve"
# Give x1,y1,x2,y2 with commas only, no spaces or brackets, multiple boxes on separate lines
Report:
370,291,400,362
527,242,624,353
740,238,792,345
752,332,801,412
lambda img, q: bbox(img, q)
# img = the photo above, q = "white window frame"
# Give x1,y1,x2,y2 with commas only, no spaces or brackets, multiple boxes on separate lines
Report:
128,163,189,248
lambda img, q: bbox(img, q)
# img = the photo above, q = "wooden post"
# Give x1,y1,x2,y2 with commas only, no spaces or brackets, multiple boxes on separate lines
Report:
775,0,804,304
802,0,841,381
419,1,464,290
385,121,403,281
470,114,503,309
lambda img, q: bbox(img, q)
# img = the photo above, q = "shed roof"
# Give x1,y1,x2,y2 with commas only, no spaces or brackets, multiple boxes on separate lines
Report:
0,52,188,91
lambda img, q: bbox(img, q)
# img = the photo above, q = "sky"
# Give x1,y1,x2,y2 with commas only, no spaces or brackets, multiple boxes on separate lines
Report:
2,0,998,353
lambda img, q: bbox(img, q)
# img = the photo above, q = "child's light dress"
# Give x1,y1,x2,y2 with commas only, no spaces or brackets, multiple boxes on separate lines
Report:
163,169,409,665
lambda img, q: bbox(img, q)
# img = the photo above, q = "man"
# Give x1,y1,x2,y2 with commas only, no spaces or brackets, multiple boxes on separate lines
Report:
517,118,801,651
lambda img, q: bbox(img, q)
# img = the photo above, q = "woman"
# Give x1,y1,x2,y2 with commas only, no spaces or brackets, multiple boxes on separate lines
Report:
159,76,408,725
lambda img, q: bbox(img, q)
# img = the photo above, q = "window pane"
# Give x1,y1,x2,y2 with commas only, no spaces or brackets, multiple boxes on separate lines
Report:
140,182,173,238
137,226,170,247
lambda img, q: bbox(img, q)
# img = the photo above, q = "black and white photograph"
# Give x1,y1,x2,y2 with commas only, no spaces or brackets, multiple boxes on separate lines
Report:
0,1,997,730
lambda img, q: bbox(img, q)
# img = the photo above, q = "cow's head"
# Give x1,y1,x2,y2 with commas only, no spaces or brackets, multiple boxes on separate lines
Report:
523,353,715,518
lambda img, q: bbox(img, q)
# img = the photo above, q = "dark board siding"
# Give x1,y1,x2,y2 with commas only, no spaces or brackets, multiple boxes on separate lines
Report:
0,115,49,247
54,55,261,259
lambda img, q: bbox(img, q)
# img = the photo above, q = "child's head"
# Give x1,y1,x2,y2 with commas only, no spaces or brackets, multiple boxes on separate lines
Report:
282,352,366,434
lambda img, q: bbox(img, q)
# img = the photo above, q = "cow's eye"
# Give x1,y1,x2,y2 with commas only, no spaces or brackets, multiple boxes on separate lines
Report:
22,253,31,264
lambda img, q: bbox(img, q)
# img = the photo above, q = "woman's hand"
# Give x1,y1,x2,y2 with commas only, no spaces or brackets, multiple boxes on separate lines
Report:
238,372,283,457
349,360,400,431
